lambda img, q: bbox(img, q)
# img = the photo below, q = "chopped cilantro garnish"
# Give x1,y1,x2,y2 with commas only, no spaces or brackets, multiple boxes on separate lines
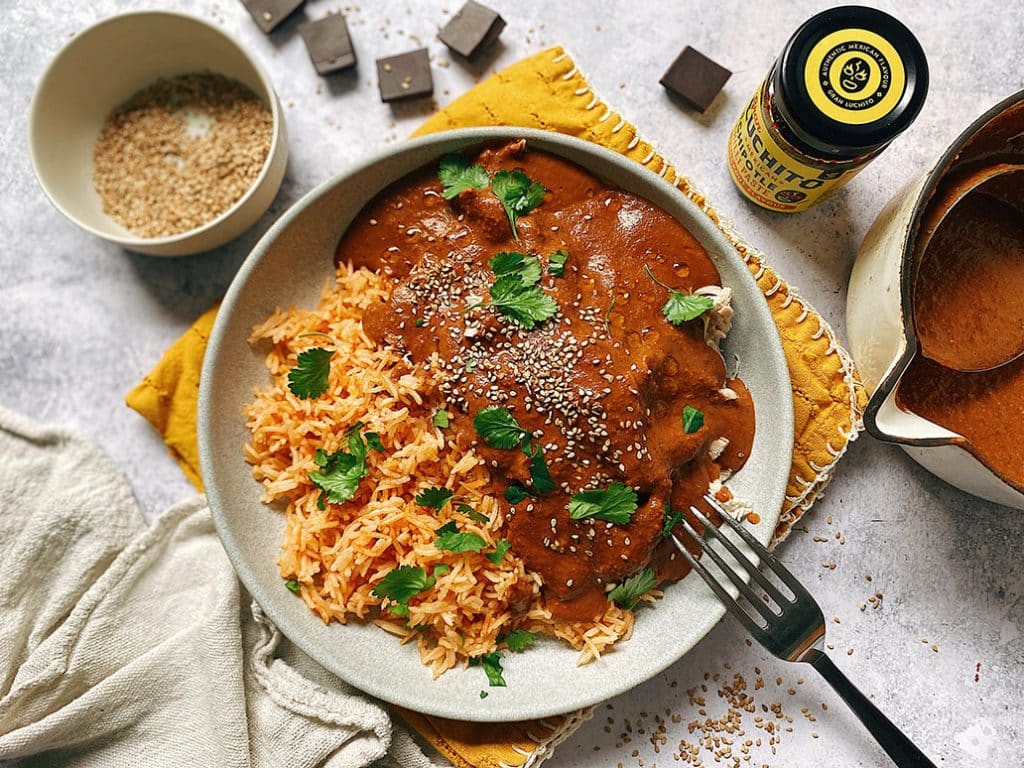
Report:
308,429,377,505
608,567,657,610
458,503,489,525
287,347,333,399
416,486,454,512
471,651,507,687
489,251,542,286
522,438,555,494
643,264,715,325
371,565,435,608
568,482,638,524
486,539,511,564
488,274,558,328
504,484,530,505
548,249,568,277
433,409,450,428
284,579,301,594
663,291,715,324
682,405,704,434
505,628,536,651
434,521,488,553
662,500,686,539
474,406,526,449
364,432,385,452
465,359,478,373
479,690,489,699
432,564,451,578
438,153,490,199
491,169,547,240
414,317,425,328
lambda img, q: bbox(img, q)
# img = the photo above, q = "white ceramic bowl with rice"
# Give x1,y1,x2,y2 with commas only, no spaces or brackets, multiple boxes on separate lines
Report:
28,10,288,257
199,127,795,721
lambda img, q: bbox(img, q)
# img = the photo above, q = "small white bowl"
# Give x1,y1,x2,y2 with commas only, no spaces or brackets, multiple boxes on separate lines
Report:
28,10,288,257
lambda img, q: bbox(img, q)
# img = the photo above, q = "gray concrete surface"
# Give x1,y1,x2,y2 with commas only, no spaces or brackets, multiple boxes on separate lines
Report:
1,1,1021,765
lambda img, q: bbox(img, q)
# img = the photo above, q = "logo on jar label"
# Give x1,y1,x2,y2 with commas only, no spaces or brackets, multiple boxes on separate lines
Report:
804,29,906,125
820,41,891,112
840,56,870,92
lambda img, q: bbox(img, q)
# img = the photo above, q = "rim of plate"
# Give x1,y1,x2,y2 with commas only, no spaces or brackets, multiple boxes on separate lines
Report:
199,126,793,721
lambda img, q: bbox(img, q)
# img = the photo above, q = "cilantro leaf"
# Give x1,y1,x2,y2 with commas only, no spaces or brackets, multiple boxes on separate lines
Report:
489,274,558,328
433,409,450,429
471,651,507,687
284,579,301,594
523,438,555,494
568,482,638,524
504,485,530,505
288,347,333,399
491,169,546,239
486,539,511,564
662,291,715,325
432,564,451,578
505,628,536,651
434,521,488,553
479,690,489,699
371,565,435,605
309,429,381,504
548,249,568,277
682,405,704,434
662,500,686,539
474,406,526,449
388,602,409,617
489,251,542,286
458,503,489,525
608,568,657,610
416,486,454,512
309,449,364,503
438,153,490,199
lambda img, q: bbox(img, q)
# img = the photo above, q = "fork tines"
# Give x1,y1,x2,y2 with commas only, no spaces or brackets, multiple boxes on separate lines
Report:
669,494,824,660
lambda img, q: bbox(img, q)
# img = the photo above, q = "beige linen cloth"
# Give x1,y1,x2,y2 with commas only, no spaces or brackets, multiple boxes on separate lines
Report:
0,406,443,768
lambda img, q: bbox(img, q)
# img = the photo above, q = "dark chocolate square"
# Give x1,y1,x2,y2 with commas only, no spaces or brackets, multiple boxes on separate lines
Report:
300,13,357,75
659,46,731,112
376,48,433,103
438,0,506,59
241,0,305,34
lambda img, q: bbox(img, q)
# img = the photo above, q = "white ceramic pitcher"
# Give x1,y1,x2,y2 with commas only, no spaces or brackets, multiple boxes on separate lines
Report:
847,90,1024,510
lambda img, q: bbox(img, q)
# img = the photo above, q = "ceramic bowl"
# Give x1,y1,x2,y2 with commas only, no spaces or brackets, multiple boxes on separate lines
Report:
198,127,794,721
847,89,1024,509
28,10,288,257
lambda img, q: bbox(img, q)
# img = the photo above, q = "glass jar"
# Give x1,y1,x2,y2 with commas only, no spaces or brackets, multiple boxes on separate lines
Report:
727,6,929,213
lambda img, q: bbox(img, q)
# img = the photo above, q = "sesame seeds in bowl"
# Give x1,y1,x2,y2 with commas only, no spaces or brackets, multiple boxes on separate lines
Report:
29,11,288,257
92,73,274,240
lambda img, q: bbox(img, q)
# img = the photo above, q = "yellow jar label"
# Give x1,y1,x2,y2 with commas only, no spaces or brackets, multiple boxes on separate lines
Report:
726,88,864,213
803,28,907,126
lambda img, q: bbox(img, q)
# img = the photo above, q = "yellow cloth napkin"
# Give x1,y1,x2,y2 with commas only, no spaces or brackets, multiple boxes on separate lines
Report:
127,46,867,768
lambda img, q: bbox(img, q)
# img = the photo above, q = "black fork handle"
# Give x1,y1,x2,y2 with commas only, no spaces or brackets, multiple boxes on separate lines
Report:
808,650,938,767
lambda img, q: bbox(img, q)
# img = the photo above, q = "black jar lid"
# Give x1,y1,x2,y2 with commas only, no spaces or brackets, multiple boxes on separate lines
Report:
772,5,929,158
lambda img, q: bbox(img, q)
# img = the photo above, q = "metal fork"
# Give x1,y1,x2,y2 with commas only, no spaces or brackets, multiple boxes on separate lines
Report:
670,495,937,768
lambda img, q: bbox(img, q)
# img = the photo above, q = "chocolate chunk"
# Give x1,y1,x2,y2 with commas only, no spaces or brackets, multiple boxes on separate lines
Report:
438,0,506,59
659,46,731,112
241,0,305,34
376,48,433,103
299,13,356,75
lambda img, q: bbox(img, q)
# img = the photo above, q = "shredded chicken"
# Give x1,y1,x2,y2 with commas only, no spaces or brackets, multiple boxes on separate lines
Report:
696,285,734,347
